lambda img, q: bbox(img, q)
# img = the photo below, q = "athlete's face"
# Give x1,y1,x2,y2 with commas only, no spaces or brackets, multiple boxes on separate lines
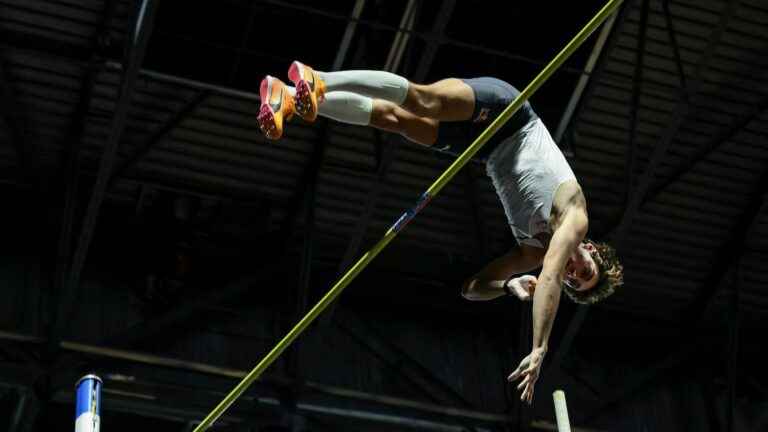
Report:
564,243,599,292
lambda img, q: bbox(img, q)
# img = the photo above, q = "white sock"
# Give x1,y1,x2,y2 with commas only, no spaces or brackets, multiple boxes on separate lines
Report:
317,91,373,126
318,70,409,105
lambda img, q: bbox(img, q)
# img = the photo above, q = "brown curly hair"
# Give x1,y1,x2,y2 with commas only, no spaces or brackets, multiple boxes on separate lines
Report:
562,239,623,304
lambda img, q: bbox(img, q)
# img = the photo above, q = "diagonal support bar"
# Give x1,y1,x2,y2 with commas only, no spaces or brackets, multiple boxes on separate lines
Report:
538,1,632,385
662,0,689,98
550,0,741,375
319,0,454,328
623,0,649,207
52,0,160,346
581,166,767,422
190,2,624,430
0,57,34,177
108,91,210,189
611,0,740,242
335,311,474,408
683,166,768,322
332,0,367,71
643,95,768,206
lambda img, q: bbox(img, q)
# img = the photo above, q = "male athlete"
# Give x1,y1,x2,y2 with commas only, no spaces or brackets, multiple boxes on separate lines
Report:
257,61,623,404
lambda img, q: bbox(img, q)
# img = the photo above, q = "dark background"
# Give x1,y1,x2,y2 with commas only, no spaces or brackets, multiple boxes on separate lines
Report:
0,0,767,431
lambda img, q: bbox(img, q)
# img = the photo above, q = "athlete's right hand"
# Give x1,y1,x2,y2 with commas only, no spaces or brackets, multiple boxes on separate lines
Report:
508,275,537,301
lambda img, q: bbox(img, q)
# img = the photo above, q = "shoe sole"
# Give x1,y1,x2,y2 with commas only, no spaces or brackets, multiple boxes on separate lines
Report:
258,77,280,139
288,62,317,121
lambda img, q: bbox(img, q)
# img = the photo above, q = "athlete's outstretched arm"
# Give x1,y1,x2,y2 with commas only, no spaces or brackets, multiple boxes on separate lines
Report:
461,244,545,301
508,208,588,404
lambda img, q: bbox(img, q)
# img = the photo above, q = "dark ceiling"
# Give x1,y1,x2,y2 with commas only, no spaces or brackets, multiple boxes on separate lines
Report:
0,0,766,431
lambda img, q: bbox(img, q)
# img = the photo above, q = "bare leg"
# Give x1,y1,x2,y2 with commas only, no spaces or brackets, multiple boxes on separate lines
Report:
402,78,475,122
461,245,545,301
312,68,474,122
370,99,439,146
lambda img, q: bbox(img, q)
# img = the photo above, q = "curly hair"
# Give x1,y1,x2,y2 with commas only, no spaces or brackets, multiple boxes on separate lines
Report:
562,239,623,304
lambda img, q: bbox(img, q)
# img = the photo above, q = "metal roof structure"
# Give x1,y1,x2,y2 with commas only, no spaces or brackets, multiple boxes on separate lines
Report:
0,0,765,431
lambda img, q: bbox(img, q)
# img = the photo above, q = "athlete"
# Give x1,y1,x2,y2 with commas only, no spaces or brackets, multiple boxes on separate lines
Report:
257,61,623,404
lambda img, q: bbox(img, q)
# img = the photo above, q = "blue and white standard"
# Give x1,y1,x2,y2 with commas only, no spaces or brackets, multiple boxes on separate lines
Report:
75,374,102,432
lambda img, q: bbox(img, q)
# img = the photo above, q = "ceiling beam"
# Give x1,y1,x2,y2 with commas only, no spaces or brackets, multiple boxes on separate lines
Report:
544,0,632,383
50,0,161,352
611,0,740,243
52,0,121,354
318,0,455,330
683,166,768,323
621,0,649,212
108,90,210,189
547,0,741,378
332,0,367,71
0,57,31,177
642,94,768,207
578,166,766,422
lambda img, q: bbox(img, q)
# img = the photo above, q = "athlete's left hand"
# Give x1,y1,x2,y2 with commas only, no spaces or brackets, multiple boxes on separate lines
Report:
508,346,547,404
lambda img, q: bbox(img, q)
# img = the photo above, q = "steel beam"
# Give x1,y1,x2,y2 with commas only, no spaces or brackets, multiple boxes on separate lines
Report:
53,0,161,350
578,335,719,423
334,311,476,410
547,0,740,378
642,95,768,207
662,0,689,98
0,333,516,426
286,130,328,380
384,0,418,73
554,9,618,144
543,2,633,381
623,0,649,209
7,390,28,432
332,0,367,70
100,275,266,350
611,0,740,243
108,91,210,189
0,58,30,175
65,144,324,359
580,165,766,422
316,132,395,329
726,264,741,432
318,0,455,329
683,166,768,323
252,0,587,76
52,0,121,351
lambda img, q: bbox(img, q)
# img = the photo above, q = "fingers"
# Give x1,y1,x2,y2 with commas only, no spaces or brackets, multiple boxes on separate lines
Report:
508,356,530,381
509,366,538,404
516,374,529,390
519,381,531,403
519,381,535,404
508,348,544,405
508,364,526,381
524,385,535,404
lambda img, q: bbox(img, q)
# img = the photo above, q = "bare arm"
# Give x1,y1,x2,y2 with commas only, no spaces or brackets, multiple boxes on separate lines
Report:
462,244,545,301
531,209,588,351
508,208,588,404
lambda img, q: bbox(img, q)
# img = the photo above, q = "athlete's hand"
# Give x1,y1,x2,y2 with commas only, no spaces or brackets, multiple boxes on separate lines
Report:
508,275,537,301
508,346,546,404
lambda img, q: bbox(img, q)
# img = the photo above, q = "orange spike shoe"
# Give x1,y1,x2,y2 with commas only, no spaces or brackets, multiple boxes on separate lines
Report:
287,61,326,122
258,75,295,140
